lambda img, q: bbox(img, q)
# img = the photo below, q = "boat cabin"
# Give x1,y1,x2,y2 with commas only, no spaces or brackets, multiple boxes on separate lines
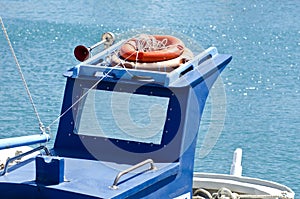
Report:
0,35,232,199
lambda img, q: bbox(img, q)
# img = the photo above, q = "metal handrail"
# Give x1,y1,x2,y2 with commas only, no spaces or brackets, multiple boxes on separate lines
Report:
110,159,157,190
0,145,51,176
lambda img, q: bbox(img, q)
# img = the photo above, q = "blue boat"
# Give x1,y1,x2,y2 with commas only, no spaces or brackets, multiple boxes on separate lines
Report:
0,30,294,199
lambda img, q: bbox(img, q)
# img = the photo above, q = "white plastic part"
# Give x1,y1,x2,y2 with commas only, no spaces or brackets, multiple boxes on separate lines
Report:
230,148,243,176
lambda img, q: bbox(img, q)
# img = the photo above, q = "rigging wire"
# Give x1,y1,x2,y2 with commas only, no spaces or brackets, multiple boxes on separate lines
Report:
46,45,138,129
0,17,45,133
46,39,143,130
46,66,115,129
0,27,164,132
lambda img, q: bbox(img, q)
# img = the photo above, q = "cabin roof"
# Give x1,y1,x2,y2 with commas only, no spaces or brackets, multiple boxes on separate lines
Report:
64,44,231,88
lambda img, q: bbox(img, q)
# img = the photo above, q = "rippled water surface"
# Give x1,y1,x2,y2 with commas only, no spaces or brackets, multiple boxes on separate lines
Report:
0,0,299,196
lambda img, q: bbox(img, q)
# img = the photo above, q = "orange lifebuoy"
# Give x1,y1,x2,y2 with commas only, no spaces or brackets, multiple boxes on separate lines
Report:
119,35,185,63
110,48,194,72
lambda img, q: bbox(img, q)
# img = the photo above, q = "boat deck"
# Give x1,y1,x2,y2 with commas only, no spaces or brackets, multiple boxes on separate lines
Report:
0,156,179,199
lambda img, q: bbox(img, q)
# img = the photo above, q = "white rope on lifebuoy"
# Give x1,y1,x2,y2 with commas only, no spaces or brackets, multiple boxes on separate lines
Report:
120,34,185,63
110,34,193,72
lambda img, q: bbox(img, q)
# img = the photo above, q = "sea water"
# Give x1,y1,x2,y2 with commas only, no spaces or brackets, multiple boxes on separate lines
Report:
0,0,299,196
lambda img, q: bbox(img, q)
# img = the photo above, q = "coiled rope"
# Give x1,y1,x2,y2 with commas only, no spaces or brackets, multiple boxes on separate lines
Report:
1,17,45,133
193,187,293,199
